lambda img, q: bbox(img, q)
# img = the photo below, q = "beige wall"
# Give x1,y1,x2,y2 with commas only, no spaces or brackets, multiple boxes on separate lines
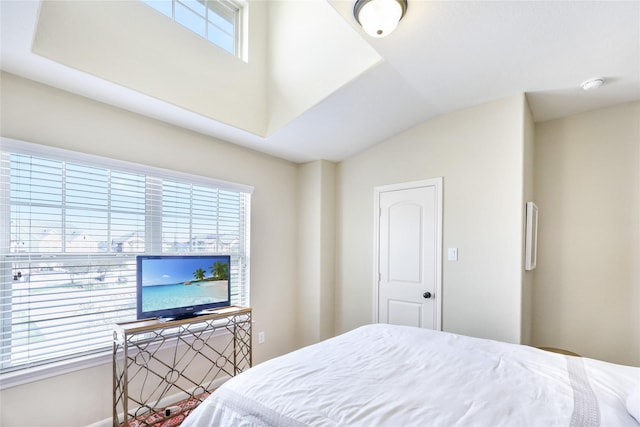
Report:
297,160,336,345
266,0,379,133
532,101,640,366
33,0,268,135
0,71,300,427
336,95,528,344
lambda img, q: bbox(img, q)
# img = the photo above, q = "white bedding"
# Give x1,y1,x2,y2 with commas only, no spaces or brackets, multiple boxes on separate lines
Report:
183,324,640,426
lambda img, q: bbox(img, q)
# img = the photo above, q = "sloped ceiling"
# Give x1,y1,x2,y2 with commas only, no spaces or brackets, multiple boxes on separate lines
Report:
1,0,639,163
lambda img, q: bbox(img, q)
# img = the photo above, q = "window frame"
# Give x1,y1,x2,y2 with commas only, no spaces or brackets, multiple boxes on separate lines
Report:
142,0,244,58
0,138,253,389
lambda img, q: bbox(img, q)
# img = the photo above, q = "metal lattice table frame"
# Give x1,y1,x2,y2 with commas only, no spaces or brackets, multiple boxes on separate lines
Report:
113,307,252,427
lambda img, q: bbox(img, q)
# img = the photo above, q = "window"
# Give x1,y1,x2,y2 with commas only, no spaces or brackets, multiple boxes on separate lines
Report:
142,0,241,56
0,139,252,375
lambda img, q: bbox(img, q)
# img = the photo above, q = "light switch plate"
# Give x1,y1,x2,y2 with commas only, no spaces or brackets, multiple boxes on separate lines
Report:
448,248,458,261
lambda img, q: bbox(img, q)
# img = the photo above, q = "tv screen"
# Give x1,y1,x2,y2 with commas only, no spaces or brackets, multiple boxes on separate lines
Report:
136,255,232,320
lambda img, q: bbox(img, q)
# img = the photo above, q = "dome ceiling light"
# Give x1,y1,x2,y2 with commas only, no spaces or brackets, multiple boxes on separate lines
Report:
354,0,408,38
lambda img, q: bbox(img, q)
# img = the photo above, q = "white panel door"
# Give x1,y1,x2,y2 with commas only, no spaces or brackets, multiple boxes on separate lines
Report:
375,179,442,330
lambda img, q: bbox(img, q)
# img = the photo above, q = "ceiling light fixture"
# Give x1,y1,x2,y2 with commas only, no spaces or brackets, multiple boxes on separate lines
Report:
581,77,604,91
354,0,408,38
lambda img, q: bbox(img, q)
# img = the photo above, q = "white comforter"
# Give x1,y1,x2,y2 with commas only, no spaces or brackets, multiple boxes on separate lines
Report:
184,324,640,426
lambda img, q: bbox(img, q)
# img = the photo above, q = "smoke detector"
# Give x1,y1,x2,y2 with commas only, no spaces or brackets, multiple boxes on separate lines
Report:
581,77,605,91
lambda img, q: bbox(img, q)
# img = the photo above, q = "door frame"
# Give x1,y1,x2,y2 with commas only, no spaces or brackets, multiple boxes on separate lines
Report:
373,178,443,330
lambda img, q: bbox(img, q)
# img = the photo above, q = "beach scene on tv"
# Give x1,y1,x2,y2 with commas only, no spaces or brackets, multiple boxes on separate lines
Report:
140,257,229,312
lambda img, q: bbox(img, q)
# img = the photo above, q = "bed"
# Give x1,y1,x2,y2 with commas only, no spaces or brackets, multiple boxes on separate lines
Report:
183,324,640,426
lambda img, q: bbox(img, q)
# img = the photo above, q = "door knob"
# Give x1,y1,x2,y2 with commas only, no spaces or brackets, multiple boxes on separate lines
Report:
423,292,432,299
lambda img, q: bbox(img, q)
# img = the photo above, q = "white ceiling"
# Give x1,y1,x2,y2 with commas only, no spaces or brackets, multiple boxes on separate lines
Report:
2,0,639,163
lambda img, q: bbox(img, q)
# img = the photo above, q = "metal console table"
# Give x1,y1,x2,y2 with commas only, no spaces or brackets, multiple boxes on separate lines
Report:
113,306,252,427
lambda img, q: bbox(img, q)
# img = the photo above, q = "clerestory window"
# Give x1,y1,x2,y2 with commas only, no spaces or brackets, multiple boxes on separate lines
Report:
142,0,242,56
0,138,252,378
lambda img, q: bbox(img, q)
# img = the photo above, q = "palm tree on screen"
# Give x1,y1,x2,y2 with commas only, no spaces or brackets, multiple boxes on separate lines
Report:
193,268,206,281
210,261,229,280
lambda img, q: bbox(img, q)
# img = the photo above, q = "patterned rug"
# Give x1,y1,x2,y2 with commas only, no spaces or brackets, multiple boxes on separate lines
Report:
126,393,210,427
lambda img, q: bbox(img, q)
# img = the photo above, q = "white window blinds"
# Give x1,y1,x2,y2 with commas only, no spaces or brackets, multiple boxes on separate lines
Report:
0,139,252,374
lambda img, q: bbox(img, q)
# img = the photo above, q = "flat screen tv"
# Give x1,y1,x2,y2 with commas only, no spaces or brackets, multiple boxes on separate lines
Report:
136,255,232,320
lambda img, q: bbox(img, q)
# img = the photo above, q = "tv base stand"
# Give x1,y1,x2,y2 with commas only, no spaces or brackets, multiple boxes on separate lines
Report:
112,306,252,426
